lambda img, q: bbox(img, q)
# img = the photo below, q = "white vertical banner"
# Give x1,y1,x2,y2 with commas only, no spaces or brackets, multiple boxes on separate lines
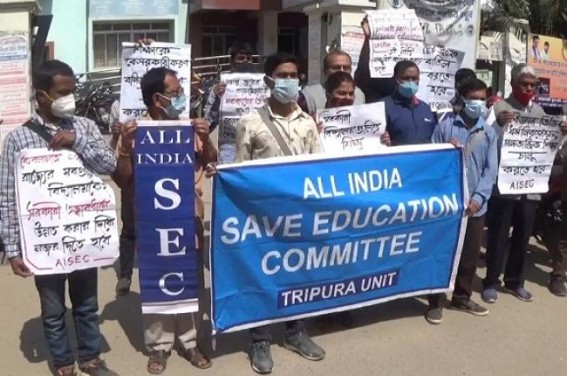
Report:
119,42,192,122
340,25,365,73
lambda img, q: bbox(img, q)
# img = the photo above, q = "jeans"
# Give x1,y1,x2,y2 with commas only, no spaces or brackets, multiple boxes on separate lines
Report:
118,187,136,279
34,268,101,369
483,196,538,289
249,320,305,343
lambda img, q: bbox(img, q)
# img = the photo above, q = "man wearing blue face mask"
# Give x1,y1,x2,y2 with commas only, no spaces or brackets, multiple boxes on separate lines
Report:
383,60,437,146
233,53,324,374
426,79,498,324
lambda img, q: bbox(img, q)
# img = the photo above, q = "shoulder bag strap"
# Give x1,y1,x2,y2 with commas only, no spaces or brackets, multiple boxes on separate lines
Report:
257,107,293,156
23,119,53,143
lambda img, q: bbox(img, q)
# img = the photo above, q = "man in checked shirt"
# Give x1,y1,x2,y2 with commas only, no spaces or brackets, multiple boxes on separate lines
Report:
0,60,118,376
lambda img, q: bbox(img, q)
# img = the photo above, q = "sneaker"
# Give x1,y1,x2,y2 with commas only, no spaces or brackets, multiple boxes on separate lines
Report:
283,331,325,361
481,288,497,303
79,358,118,376
548,274,567,297
115,277,131,296
503,286,534,302
451,299,489,316
249,341,273,374
424,307,443,324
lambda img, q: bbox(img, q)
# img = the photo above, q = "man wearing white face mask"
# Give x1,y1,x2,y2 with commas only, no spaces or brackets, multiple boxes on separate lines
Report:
233,53,324,374
426,79,499,324
0,60,118,376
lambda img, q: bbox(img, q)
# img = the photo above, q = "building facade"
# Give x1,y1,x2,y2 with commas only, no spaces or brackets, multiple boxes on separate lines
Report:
38,0,189,74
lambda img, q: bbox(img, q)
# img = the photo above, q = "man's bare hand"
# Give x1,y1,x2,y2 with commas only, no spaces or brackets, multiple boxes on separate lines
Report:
448,138,461,148
380,132,391,146
361,16,370,39
205,162,218,178
192,118,210,143
496,110,514,127
465,200,481,216
9,257,32,278
49,130,76,150
213,83,227,98
120,121,137,153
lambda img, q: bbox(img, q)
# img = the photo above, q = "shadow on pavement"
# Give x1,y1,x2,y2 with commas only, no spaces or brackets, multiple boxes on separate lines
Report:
20,312,111,375
100,292,145,353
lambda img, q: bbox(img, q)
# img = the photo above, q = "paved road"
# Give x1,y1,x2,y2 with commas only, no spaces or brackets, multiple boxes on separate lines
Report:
2,145,567,375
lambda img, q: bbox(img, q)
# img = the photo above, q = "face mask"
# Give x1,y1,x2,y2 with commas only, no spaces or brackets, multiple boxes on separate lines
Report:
398,81,419,99
329,97,354,108
161,93,187,119
45,92,76,118
233,62,256,73
512,87,534,107
269,78,299,104
463,99,487,119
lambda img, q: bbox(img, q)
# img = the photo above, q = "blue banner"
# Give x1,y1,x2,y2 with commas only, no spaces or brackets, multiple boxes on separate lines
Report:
134,120,198,314
211,145,466,332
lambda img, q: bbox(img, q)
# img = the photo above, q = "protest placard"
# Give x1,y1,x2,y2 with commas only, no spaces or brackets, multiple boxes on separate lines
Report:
529,33,567,108
219,72,269,164
366,9,424,41
365,9,464,110
15,149,118,275
134,120,198,314
317,102,386,153
211,144,467,333
401,0,481,69
119,42,192,122
341,26,365,72
497,113,563,195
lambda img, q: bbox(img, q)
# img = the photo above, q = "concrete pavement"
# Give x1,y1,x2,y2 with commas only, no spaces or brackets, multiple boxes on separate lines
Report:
2,170,567,375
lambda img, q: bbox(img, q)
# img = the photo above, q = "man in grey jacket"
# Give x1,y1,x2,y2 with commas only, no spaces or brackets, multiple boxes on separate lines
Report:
298,49,365,114
483,64,567,304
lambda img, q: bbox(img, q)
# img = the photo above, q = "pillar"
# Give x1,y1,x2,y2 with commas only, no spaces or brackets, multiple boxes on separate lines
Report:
258,11,278,56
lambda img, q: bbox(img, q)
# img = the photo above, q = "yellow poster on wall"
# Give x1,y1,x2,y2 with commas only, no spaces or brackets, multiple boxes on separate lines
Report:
528,34,567,106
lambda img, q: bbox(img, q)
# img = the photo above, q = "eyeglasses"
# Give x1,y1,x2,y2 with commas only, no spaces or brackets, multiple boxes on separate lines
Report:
161,87,185,98
328,64,352,72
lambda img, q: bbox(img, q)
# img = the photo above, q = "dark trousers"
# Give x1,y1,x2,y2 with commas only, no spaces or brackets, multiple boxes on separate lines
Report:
540,202,567,276
118,189,136,279
249,320,305,343
35,268,101,369
483,196,538,289
428,215,486,306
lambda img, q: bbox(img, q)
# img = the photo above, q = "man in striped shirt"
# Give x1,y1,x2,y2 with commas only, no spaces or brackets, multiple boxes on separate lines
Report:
0,60,118,376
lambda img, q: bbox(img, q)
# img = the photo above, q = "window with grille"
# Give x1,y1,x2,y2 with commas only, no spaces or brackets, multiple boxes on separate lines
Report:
201,26,237,57
93,21,173,68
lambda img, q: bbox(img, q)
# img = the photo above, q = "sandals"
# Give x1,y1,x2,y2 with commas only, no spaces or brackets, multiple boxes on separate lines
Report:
147,350,170,375
182,347,212,369
57,365,76,376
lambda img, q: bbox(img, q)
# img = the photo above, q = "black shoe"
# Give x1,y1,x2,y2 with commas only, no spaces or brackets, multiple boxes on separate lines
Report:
549,274,567,297
115,277,131,296
283,331,325,361
425,307,443,324
249,341,273,374
451,299,489,316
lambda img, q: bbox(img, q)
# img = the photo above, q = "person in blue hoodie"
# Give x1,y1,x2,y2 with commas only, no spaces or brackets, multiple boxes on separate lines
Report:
425,78,499,324
383,60,437,146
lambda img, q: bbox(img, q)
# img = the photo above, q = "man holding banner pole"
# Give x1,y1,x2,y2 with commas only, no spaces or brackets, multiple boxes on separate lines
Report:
429,78,498,323
232,52,325,375
114,67,215,374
